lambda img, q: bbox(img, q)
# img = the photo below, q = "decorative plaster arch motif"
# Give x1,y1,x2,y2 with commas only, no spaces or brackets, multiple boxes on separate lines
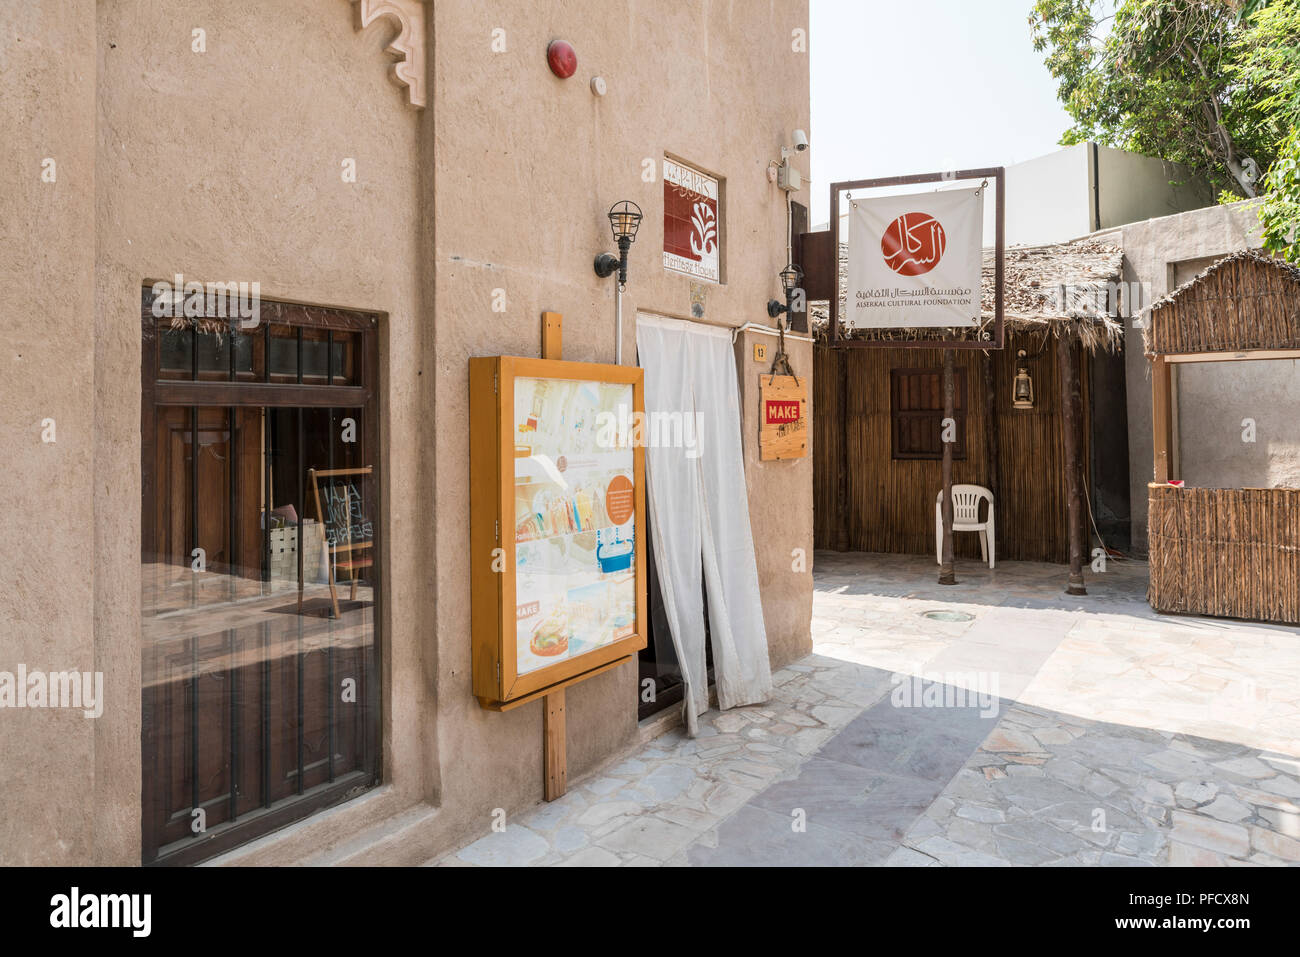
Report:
352,0,427,109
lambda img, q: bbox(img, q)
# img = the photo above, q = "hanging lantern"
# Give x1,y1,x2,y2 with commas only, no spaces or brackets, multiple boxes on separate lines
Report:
1012,349,1034,409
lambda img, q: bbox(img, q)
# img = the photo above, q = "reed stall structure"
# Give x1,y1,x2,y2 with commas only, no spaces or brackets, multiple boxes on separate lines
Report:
812,240,1126,567
1145,250,1300,624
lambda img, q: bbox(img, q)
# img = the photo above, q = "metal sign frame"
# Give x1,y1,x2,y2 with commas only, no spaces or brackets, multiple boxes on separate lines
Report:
829,167,1005,350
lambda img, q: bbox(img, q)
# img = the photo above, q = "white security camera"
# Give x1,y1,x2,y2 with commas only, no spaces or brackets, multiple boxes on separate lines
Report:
792,129,809,152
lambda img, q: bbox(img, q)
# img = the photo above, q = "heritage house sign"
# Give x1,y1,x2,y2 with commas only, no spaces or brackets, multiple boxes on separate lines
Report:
663,158,722,283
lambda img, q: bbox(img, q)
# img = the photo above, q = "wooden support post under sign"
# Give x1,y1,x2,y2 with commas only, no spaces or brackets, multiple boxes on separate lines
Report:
939,348,957,585
1059,331,1087,595
982,348,1000,507
541,311,567,799
544,687,567,800
836,350,850,551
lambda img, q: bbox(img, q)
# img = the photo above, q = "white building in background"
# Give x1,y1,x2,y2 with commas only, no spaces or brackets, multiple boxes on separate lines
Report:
984,142,1215,246
821,142,1215,246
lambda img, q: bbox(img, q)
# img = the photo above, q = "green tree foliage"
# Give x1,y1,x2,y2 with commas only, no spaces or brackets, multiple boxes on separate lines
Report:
1233,0,1300,259
1030,0,1280,199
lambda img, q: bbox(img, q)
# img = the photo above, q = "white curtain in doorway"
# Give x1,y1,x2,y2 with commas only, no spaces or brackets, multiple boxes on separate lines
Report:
636,314,772,736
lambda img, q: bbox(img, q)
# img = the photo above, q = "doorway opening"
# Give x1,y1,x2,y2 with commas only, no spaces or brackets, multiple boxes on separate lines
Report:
638,518,713,721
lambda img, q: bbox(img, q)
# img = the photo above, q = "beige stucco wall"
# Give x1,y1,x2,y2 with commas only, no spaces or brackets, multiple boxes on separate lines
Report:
0,0,98,865
1175,358,1300,491
1,0,811,866
738,330,815,667
421,0,813,861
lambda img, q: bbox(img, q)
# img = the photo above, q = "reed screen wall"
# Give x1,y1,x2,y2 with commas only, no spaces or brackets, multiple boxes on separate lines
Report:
814,331,1091,564
1148,484,1300,624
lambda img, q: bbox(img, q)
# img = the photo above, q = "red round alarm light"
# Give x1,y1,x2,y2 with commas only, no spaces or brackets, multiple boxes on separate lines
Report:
547,39,577,79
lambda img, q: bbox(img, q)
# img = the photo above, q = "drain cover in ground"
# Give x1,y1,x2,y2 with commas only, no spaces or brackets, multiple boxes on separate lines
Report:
920,610,975,622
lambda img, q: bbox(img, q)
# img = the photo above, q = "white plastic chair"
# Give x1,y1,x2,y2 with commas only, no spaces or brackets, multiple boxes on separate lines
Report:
935,485,995,569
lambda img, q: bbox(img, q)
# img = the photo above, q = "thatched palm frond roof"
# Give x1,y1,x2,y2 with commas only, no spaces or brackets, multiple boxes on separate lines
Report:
1145,249,1300,315
1141,249,1300,356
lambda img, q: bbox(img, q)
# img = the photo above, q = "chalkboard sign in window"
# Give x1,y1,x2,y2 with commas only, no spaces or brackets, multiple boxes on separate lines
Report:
308,466,375,618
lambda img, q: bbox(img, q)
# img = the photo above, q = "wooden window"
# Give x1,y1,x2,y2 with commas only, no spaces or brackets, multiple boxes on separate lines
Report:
140,292,381,865
890,367,967,460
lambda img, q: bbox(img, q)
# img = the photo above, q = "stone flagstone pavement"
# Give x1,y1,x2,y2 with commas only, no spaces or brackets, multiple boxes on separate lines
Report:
431,553,1300,866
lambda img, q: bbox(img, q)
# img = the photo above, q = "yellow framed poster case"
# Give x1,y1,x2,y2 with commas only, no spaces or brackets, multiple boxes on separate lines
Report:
469,356,647,708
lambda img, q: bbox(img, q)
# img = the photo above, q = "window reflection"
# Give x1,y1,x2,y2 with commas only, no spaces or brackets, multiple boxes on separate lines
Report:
141,303,379,865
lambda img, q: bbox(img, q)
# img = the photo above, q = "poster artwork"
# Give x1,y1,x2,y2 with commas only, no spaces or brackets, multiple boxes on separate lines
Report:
512,377,638,676
845,186,984,328
663,159,721,283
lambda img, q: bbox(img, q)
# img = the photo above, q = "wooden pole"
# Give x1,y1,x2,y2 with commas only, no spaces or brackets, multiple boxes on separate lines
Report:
939,348,957,585
1073,350,1090,573
983,347,1000,507
544,687,567,800
1059,331,1087,595
837,348,850,550
541,312,568,799
1151,355,1172,484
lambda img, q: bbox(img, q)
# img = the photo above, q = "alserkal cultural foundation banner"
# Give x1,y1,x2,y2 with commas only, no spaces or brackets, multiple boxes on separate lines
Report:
845,185,983,328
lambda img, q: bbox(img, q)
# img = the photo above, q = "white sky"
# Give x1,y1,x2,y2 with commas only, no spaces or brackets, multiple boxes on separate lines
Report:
809,0,1078,226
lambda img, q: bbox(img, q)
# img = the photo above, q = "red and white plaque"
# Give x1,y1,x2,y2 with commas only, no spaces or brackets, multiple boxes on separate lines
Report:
663,158,721,283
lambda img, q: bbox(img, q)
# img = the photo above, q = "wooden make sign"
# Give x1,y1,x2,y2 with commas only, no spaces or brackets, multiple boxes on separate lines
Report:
759,374,808,460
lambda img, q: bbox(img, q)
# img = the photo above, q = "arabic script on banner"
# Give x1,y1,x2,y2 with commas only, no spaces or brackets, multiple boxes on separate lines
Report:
844,186,983,329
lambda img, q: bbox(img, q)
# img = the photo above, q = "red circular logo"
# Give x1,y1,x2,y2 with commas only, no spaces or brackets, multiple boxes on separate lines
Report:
881,213,946,276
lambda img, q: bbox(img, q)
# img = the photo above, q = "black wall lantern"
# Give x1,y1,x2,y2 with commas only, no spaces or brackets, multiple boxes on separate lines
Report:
594,200,642,364
766,263,803,320
594,200,642,285
763,263,803,381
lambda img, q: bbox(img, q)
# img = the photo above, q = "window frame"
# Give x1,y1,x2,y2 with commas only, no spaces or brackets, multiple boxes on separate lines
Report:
889,366,968,461
139,289,383,866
